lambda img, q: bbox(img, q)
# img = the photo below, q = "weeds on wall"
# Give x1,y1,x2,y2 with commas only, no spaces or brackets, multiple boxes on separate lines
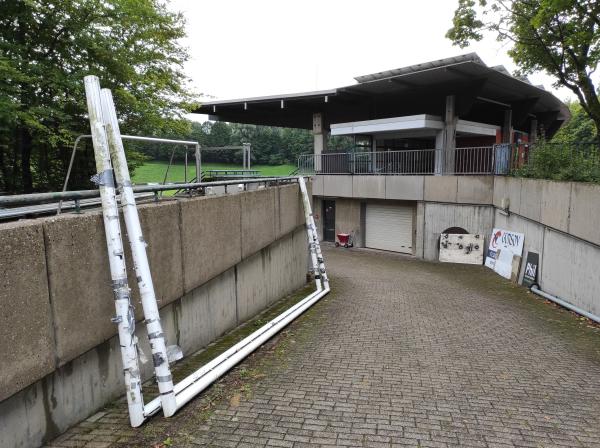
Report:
512,141,600,183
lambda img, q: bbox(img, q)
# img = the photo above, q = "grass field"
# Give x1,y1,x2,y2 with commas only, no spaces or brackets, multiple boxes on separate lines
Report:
132,161,296,184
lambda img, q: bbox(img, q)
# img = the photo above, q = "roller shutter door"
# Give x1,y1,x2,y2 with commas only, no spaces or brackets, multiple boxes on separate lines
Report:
366,204,413,253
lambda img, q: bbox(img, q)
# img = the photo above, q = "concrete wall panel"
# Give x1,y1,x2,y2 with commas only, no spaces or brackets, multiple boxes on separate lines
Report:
323,175,352,197
569,182,600,246
180,194,242,292
42,212,115,366
334,198,362,247
493,176,522,213
494,210,545,283
415,202,425,258
352,176,385,199
541,229,600,318
424,203,494,260
0,221,55,402
518,178,542,221
457,176,494,204
312,175,324,196
277,184,303,238
424,176,458,203
313,196,323,240
267,228,307,306
241,188,277,258
385,176,424,200
126,201,184,308
540,180,571,232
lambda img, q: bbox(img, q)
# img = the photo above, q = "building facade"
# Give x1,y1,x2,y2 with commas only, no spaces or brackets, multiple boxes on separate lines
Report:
196,54,569,256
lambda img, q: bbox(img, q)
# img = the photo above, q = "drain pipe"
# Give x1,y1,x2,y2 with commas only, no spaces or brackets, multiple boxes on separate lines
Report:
530,285,600,325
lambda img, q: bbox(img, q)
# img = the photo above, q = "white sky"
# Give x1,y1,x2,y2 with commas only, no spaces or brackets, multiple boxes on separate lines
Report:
168,0,576,121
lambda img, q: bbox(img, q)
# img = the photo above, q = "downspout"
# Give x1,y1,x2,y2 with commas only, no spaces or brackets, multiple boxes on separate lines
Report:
530,286,600,325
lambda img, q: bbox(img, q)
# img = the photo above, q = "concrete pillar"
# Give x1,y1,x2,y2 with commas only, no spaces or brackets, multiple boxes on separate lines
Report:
313,112,327,155
434,130,444,175
529,118,538,144
313,112,326,171
443,95,457,174
502,109,513,143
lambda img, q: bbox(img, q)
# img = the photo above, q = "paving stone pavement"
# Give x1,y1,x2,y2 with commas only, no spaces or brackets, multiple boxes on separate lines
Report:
47,247,600,448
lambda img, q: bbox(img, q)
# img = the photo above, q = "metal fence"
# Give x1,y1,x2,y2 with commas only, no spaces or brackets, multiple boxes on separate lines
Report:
298,146,509,176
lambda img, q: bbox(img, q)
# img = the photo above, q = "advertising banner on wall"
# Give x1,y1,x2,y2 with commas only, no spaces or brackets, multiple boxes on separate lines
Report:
485,228,525,280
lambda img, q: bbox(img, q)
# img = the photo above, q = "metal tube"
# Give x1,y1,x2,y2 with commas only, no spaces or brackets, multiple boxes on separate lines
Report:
530,286,600,324
143,176,329,418
195,144,201,182
0,177,299,207
99,87,177,417
83,76,145,427
58,134,88,214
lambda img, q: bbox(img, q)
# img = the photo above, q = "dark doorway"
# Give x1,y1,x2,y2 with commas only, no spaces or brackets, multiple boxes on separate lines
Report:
323,200,336,242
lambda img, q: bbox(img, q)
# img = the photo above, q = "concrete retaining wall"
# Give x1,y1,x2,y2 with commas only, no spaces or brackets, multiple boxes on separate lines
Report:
422,203,494,261
314,174,600,320
0,184,308,448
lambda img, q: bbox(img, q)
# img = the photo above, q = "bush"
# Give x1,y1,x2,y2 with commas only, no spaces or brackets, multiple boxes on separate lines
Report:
512,141,600,183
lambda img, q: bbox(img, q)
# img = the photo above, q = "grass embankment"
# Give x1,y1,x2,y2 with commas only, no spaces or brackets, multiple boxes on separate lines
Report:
132,161,296,184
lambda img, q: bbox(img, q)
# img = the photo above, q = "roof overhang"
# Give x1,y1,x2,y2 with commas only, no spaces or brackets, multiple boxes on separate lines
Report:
195,53,569,138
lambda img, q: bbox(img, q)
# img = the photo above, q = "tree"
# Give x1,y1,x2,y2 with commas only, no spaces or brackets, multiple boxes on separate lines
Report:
552,100,598,142
0,0,195,193
447,0,600,138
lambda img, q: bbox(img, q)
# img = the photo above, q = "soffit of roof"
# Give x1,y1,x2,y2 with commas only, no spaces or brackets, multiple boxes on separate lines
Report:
343,60,568,119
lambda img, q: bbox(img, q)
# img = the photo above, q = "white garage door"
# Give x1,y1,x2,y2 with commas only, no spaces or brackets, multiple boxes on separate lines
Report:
366,204,413,254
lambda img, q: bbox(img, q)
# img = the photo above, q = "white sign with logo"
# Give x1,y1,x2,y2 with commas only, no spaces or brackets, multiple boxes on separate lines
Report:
485,228,525,279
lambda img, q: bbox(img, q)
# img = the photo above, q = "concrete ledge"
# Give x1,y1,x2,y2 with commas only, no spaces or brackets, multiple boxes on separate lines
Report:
42,212,116,366
569,182,600,246
385,176,424,201
241,188,276,258
424,176,458,203
0,221,55,402
540,180,571,232
352,176,385,199
323,175,352,197
180,194,242,292
457,176,494,204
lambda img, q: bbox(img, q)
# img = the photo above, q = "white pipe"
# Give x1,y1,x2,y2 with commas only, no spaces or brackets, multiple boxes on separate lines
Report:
143,176,329,417
531,286,600,324
98,86,178,417
83,76,145,427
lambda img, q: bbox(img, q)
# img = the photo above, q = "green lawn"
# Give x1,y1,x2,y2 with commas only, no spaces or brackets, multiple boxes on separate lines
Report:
132,161,296,184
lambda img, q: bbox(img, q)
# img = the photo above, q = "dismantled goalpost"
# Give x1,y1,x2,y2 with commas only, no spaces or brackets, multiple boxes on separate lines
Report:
84,75,329,426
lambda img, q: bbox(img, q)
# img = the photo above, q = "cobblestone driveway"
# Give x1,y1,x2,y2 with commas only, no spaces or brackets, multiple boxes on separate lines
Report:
48,248,600,447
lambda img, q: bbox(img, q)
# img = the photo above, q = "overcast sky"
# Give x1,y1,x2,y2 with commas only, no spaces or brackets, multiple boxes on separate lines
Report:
168,0,576,120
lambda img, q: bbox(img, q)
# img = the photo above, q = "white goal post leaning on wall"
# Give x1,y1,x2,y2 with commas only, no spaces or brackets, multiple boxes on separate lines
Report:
84,75,330,426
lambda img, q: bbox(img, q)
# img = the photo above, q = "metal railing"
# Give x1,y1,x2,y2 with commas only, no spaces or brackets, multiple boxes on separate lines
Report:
298,146,507,176
0,177,298,220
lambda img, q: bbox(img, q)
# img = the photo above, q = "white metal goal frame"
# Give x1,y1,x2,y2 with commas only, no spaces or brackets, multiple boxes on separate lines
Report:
84,75,329,426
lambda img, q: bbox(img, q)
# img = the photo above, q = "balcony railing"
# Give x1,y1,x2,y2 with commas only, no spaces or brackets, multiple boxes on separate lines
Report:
298,145,510,176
